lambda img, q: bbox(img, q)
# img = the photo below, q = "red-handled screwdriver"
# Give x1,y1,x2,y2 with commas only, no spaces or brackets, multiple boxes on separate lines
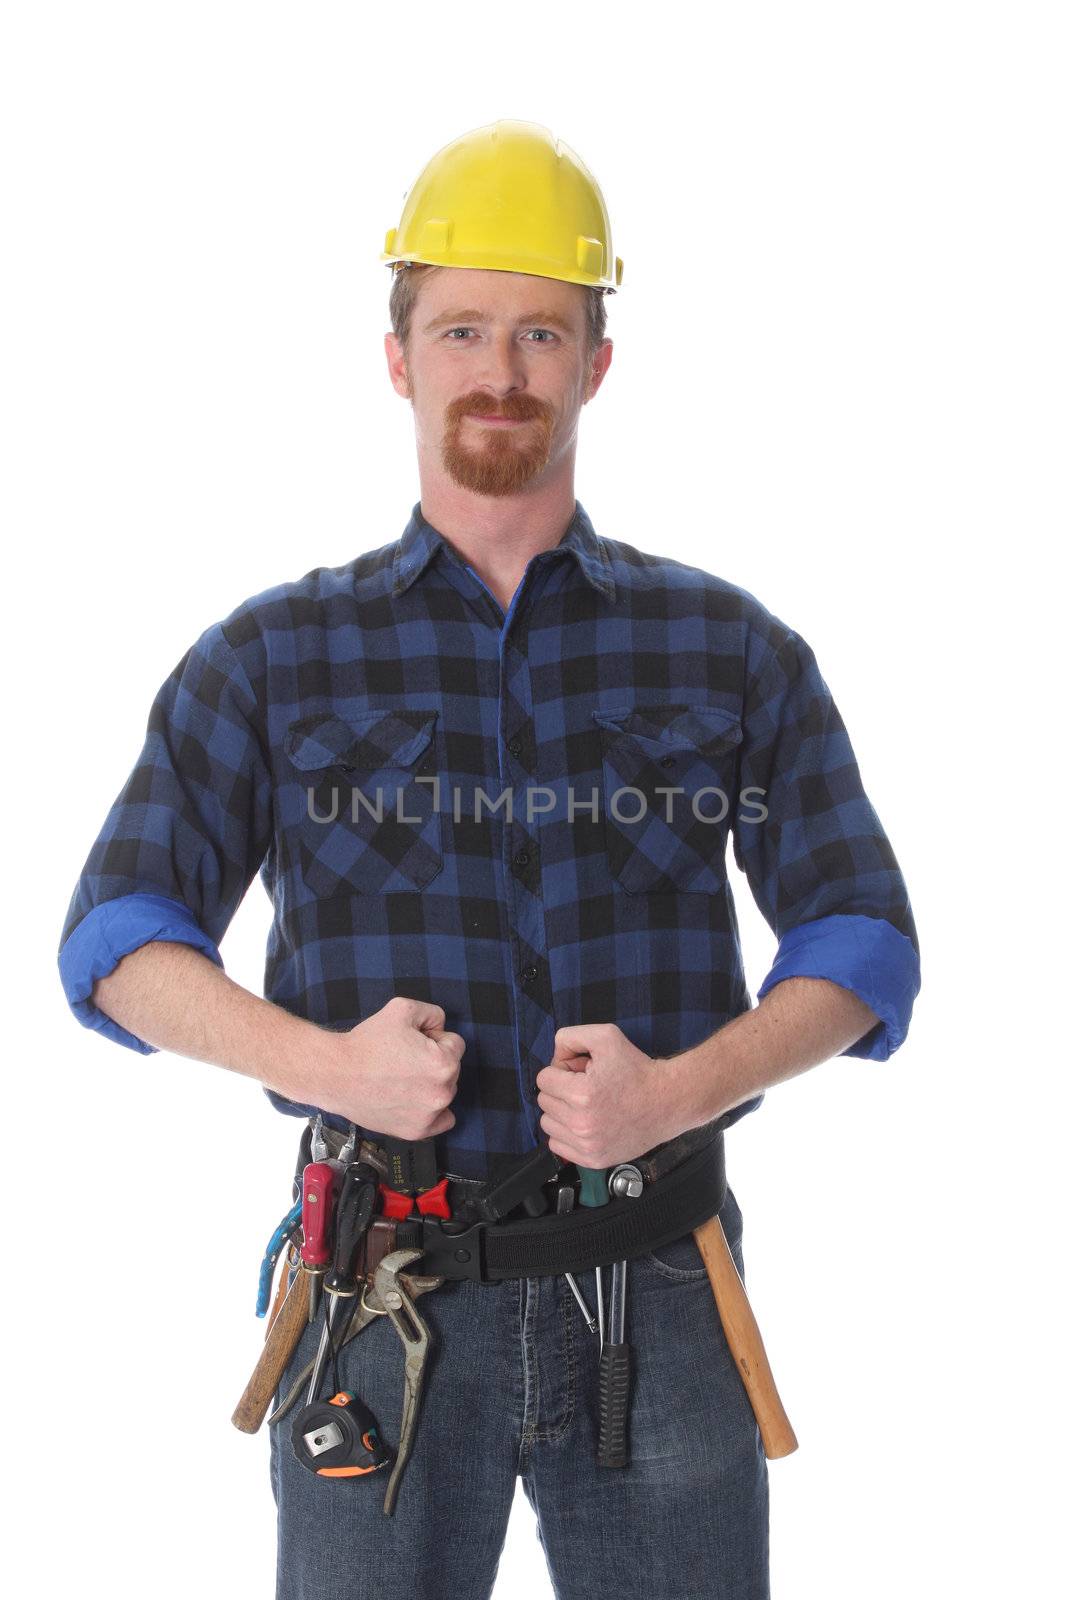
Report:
300,1162,336,1326
301,1118,359,1324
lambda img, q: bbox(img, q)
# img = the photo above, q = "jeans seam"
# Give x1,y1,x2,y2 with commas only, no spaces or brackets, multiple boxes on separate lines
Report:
518,1277,540,1470
528,1282,577,1444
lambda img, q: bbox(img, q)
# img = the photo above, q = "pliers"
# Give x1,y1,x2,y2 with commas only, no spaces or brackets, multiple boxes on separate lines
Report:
266,1256,443,1431
371,1248,436,1517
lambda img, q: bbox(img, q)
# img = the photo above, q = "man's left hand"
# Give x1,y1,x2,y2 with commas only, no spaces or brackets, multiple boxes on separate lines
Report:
535,1023,689,1169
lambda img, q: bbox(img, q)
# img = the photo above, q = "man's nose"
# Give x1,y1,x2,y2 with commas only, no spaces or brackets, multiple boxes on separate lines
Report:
474,331,527,395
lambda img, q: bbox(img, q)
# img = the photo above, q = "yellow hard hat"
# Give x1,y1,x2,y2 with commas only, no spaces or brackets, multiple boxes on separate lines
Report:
382,119,623,291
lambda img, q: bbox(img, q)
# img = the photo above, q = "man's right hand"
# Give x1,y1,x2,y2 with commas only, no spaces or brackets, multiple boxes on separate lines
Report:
84,946,464,1141
328,995,464,1140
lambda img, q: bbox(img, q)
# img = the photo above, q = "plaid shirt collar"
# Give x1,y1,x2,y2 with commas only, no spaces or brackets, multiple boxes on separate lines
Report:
391,498,618,604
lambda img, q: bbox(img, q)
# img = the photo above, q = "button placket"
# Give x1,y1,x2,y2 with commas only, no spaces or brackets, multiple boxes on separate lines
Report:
436,545,559,1139
497,579,557,1141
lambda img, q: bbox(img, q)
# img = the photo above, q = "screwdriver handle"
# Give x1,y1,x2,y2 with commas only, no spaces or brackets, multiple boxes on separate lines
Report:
596,1341,632,1467
324,1162,378,1296
577,1166,610,1207
300,1162,336,1269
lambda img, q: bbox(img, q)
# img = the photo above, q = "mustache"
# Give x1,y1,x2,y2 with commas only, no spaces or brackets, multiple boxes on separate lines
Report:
446,392,553,425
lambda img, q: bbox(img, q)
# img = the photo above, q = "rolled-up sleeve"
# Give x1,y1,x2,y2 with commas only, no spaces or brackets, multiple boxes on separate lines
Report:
58,619,273,1052
732,616,920,1059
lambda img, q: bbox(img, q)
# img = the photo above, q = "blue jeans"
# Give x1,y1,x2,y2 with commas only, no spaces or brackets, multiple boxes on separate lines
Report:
269,1184,770,1599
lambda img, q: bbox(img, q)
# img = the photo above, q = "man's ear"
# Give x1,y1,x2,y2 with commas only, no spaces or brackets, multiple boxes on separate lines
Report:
384,331,412,400
584,337,614,403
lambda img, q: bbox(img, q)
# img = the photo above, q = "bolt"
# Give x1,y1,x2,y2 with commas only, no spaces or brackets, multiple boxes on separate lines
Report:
608,1164,644,1199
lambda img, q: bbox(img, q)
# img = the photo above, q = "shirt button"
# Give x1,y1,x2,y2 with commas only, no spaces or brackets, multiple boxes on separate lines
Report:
506,736,523,757
514,850,530,867
520,964,540,984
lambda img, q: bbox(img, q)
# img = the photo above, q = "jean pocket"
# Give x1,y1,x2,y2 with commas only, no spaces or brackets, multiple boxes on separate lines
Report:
285,708,443,897
592,704,742,895
642,1228,710,1281
641,1185,744,1282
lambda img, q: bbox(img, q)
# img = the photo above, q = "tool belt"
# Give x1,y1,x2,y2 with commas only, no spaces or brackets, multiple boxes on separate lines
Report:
235,1113,799,1515
292,1120,728,1283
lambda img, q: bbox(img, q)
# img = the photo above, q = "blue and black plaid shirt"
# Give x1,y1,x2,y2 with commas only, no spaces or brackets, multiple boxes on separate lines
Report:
59,500,920,1181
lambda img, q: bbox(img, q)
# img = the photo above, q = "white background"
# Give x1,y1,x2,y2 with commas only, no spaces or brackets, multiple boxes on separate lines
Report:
4,3,1064,1596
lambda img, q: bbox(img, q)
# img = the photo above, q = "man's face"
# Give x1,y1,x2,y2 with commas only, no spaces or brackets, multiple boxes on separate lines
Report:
385,267,611,498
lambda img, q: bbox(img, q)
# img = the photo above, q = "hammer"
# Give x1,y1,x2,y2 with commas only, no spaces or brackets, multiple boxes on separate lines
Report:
693,1212,799,1459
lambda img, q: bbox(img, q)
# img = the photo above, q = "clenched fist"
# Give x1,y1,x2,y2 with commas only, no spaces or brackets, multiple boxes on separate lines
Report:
535,1022,685,1169
326,995,464,1141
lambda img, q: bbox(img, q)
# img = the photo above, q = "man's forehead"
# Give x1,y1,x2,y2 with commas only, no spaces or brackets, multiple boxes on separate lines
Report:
416,267,585,329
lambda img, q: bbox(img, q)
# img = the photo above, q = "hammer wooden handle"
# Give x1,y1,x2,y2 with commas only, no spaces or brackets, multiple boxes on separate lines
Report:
231,1264,311,1435
693,1213,799,1460
265,1244,295,1336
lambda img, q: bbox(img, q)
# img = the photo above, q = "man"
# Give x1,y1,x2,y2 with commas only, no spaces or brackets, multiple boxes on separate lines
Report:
58,120,920,1598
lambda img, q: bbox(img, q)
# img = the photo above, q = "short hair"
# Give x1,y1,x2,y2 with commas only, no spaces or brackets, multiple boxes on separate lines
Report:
388,263,609,364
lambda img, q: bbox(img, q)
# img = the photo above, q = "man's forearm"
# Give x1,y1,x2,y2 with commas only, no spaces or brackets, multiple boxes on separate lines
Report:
91,940,335,1107
664,977,880,1132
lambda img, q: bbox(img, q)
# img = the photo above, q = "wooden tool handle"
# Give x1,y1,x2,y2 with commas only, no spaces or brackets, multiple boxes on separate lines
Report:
265,1243,298,1338
231,1264,311,1435
693,1213,799,1460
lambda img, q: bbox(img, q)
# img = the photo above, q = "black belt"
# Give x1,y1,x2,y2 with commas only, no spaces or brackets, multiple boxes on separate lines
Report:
421,1134,725,1281
291,1122,727,1284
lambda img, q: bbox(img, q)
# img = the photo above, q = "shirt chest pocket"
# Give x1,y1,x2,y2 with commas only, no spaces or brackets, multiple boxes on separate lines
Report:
284,709,443,896
592,705,742,895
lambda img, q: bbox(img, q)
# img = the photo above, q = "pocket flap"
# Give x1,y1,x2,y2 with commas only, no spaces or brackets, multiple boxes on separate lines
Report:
593,704,741,758
285,709,438,773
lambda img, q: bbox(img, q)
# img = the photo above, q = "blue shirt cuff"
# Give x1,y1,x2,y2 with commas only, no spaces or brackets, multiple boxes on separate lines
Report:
755,913,920,1060
58,892,224,1054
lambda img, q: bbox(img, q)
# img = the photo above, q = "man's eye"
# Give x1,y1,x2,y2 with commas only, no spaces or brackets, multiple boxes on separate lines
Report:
441,327,557,342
